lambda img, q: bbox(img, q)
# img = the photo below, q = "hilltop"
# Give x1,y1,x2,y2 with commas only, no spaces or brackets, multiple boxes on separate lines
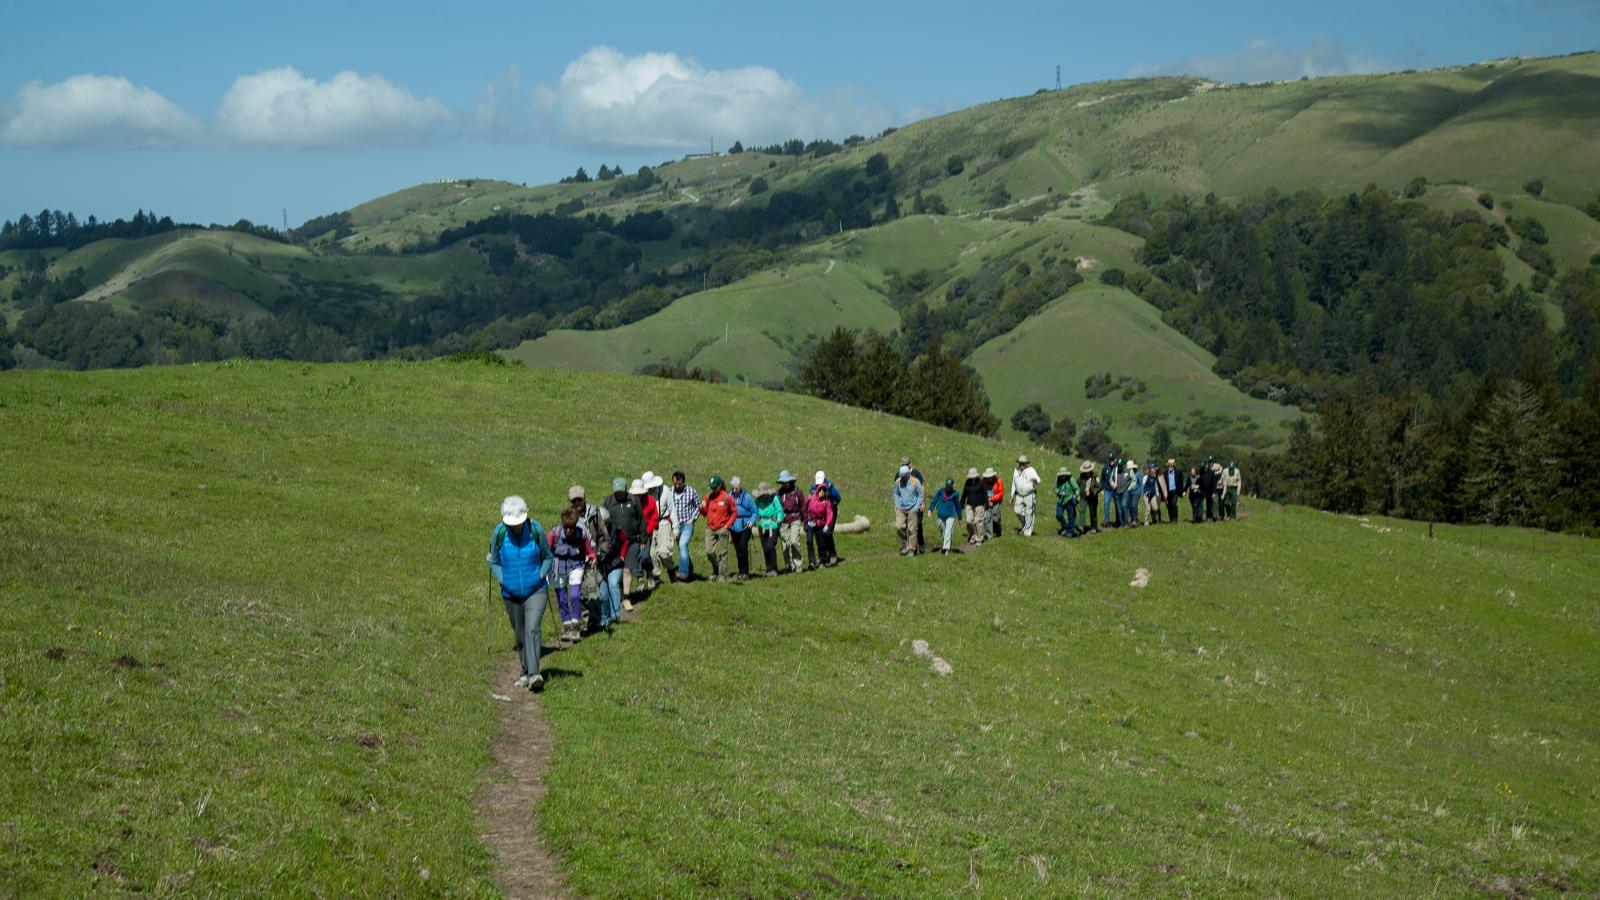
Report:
3,51,1599,456
2,361,1597,895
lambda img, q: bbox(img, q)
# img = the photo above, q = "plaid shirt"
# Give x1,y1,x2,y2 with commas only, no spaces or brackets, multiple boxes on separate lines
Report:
670,484,701,526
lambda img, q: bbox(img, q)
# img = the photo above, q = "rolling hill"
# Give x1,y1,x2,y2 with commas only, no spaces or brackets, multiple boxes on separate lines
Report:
3,361,1597,895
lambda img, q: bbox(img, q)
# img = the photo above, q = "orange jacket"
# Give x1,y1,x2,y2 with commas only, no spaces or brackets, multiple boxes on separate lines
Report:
988,476,1005,505
703,489,737,531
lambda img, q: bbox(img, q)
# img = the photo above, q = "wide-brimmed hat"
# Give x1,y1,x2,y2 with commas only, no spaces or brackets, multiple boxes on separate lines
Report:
1079,461,1095,474
1057,466,1071,476
966,467,980,479
568,485,586,501
628,479,646,495
814,470,827,485
641,470,664,490
777,469,796,483
501,495,529,527
982,467,997,478
1017,454,1029,464
755,481,773,496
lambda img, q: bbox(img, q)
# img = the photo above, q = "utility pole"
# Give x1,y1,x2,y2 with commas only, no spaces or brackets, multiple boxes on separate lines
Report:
282,208,289,232
1056,66,1062,91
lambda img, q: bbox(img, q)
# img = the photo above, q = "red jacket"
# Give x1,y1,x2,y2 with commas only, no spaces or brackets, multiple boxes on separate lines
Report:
804,489,836,528
703,489,737,531
642,493,660,534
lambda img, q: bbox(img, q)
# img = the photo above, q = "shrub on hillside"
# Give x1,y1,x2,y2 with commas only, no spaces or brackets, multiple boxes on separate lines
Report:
748,177,768,196
1402,176,1427,199
1010,402,1052,441
1523,179,1544,197
1100,267,1126,287
1478,191,1495,209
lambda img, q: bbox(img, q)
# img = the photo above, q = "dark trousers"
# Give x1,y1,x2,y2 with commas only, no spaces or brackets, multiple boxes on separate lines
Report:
806,524,835,566
915,510,925,552
759,528,779,572
1085,495,1098,529
731,528,752,576
1190,495,1204,523
1166,496,1180,523
1205,493,1218,521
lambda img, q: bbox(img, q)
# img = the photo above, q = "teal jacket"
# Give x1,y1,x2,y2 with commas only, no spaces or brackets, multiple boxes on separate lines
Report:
756,494,784,530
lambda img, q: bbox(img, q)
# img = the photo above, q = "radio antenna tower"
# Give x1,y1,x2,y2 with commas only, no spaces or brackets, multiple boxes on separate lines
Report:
1055,65,1062,91
282,208,289,232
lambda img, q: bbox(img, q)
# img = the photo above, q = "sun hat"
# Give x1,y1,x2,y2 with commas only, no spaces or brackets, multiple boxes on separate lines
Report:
898,465,910,477
642,470,664,490
1079,461,1095,474
501,495,529,527
1126,460,1138,470
1057,466,1071,476
568,485,586,501
900,456,912,466
814,470,826,485
612,476,627,492
730,475,743,488
982,467,997,478
628,478,646,495
755,481,773,496
778,469,796,483
709,475,724,490
1017,454,1029,464
966,467,979,479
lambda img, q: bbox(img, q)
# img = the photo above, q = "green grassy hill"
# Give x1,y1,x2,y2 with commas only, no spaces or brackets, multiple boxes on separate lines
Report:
3,362,1598,895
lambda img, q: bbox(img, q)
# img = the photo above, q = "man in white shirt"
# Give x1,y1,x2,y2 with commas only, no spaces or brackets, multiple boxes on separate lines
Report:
1011,454,1043,537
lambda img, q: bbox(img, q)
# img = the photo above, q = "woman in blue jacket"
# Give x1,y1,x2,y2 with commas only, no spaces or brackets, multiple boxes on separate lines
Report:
488,495,552,693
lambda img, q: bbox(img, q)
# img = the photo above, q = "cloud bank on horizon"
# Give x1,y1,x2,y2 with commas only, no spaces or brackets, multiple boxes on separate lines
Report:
0,48,900,152
1129,38,1399,83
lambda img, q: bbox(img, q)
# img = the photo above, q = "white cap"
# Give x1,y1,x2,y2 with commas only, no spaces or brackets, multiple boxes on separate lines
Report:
730,475,743,488
568,485,585,501
814,470,826,485
501,495,529,527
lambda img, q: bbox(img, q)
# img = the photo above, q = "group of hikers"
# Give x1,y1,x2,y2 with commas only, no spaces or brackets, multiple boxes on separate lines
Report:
487,469,845,692
897,452,1244,551
489,455,1242,692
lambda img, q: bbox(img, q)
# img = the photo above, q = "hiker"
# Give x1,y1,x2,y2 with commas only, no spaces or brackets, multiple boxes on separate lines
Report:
594,508,626,630
892,464,925,556
1055,466,1079,536
569,486,607,632
1143,463,1162,525
806,470,842,565
641,471,671,590
604,477,645,604
776,470,806,573
729,476,758,580
1100,454,1119,527
668,471,701,580
1200,457,1220,522
1012,454,1042,537
488,496,550,692
548,506,593,642
984,468,1004,538
901,456,927,553
961,467,988,545
1078,461,1100,532
1188,465,1206,523
1111,460,1132,528
1163,459,1183,524
701,476,737,583
804,474,838,568
931,477,961,553
754,481,783,576
1221,460,1242,520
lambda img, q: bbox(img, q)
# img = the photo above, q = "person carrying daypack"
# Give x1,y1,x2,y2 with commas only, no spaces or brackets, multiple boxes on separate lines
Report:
930,477,961,553
1055,466,1079,536
1078,461,1099,532
594,510,627,631
728,476,758,581
488,496,552,693
892,465,925,557
775,470,806,573
701,476,737,583
804,476,838,568
548,506,594,642
961,467,988,546
754,481,783,576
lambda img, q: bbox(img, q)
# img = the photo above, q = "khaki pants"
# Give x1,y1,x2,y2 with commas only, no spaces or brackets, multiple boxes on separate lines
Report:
650,525,676,584
894,507,918,553
778,520,805,572
705,527,731,578
963,504,987,544
1013,492,1037,536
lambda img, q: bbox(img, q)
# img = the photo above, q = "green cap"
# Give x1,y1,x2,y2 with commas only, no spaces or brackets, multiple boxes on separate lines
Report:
708,475,724,490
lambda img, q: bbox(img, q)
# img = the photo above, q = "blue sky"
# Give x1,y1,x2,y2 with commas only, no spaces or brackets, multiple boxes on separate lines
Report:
2,0,1594,226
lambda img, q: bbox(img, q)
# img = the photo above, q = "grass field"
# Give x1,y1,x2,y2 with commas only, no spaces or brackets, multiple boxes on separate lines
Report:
970,283,1302,454
3,362,1597,896
508,259,901,385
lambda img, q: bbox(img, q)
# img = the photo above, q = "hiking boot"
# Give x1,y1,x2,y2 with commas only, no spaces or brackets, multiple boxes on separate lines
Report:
514,675,531,689
622,599,634,612
529,674,545,693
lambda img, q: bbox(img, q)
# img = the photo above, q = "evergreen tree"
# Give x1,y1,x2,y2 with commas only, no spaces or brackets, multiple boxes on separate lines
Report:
1010,403,1052,441
799,327,863,403
884,194,899,221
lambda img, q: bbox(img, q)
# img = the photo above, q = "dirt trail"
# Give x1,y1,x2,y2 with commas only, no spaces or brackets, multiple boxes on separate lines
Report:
474,653,571,899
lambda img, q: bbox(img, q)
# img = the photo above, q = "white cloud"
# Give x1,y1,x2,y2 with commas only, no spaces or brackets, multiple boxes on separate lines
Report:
0,74,201,147
214,67,450,147
1130,38,1398,84
544,46,896,149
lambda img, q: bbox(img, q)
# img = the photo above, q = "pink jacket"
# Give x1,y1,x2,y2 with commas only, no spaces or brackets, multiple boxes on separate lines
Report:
803,489,836,529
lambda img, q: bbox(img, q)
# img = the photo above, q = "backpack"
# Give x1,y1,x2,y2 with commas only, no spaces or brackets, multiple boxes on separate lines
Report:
492,521,546,562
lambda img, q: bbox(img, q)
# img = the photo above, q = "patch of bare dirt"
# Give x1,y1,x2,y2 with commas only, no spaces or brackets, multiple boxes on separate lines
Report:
475,653,571,899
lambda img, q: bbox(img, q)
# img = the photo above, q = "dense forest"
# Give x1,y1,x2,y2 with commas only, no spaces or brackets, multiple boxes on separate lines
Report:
1099,187,1600,533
